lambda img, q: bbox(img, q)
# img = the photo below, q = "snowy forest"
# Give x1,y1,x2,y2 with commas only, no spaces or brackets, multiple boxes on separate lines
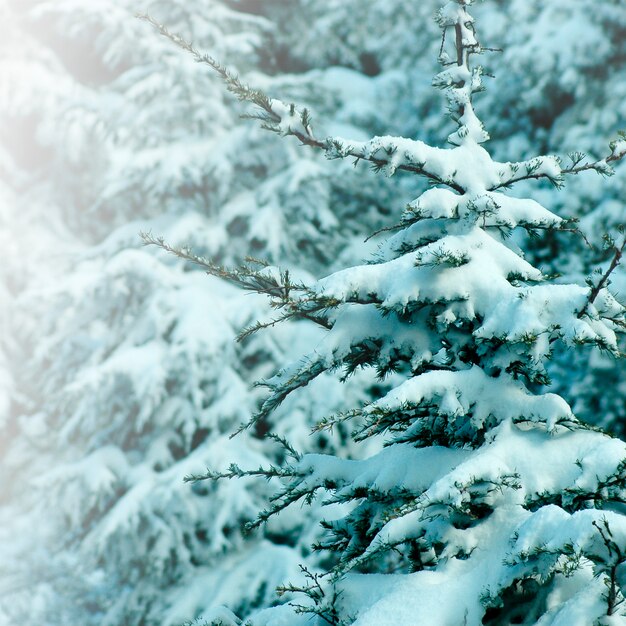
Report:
2,0,626,624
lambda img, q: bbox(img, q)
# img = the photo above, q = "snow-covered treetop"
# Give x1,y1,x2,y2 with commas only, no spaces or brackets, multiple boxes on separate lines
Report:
434,0,489,146
143,2,626,198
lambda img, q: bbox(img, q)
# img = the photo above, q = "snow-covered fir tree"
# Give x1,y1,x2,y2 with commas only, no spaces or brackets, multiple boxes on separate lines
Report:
271,0,626,443
168,1,626,623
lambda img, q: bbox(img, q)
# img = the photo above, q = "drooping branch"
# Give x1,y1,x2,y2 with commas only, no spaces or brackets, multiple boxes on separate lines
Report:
592,519,626,616
578,234,626,320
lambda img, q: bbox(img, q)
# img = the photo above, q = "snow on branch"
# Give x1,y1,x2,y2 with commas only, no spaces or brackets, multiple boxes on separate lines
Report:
494,140,626,190
140,14,626,196
137,14,470,193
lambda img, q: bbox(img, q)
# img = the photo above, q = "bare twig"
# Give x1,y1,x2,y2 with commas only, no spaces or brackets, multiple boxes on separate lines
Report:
592,519,626,616
578,236,626,319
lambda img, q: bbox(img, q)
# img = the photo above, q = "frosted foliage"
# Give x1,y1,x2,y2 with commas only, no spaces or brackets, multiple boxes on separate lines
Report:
2,1,626,626
0,1,393,625
18,0,397,268
267,0,626,438
480,0,626,438
188,2,626,625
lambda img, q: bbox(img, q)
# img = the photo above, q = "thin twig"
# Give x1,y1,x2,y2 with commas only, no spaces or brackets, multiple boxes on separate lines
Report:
494,148,626,191
578,237,626,319
138,13,468,193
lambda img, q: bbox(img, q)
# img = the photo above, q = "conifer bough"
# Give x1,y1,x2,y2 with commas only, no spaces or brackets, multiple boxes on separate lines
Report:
145,1,626,624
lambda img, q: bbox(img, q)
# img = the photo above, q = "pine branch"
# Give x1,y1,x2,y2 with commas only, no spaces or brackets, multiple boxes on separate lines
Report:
577,234,626,319
137,14,278,122
137,14,469,193
247,484,321,530
592,519,626,616
277,565,341,626
266,432,302,461
494,142,626,191
141,232,334,333
312,409,361,434
141,231,297,295
183,462,290,483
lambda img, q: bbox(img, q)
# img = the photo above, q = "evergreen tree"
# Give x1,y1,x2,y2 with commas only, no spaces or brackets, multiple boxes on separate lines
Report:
163,1,626,623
